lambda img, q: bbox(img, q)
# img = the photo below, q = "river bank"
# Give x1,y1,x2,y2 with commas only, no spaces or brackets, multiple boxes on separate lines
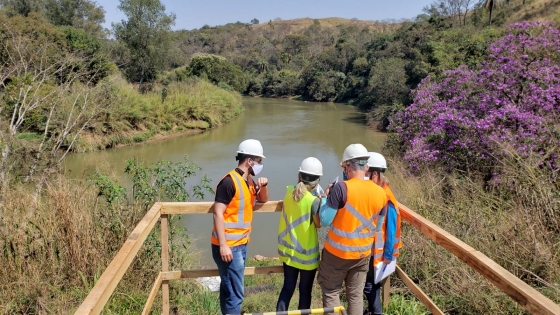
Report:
71,76,243,153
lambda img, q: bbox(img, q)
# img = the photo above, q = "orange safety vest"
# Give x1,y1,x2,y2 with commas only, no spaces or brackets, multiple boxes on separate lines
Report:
211,170,257,247
324,178,387,260
372,184,403,265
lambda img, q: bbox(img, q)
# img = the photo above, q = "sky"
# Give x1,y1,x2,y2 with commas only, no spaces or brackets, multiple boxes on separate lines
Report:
96,0,435,32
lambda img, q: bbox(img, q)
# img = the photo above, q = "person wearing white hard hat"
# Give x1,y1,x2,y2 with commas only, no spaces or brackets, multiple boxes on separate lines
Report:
276,157,323,311
317,144,387,315
363,152,402,315
210,139,269,315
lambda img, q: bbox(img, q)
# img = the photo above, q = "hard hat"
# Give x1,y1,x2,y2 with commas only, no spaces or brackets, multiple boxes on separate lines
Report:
236,139,265,158
299,157,323,176
342,143,370,163
367,152,387,169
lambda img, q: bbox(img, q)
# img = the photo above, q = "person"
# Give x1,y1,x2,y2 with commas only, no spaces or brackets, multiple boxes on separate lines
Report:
210,139,269,315
317,144,388,315
276,157,323,311
362,152,402,315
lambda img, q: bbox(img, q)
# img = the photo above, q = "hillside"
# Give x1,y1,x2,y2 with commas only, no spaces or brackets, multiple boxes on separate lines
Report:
507,0,560,23
251,17,401,33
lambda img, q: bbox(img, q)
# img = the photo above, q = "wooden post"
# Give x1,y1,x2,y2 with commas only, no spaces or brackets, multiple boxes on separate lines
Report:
161,214,169,315
381,276,390,307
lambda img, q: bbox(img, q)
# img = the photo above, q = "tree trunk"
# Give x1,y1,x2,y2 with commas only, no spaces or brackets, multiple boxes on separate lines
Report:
0,144,10,201
489,1,494,26
139,67,145,93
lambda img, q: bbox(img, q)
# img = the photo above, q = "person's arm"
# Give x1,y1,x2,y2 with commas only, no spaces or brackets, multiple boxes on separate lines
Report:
212,202,233,262
256,177,269,202
319,182,346,227
382,203,397,262
311,197,321,228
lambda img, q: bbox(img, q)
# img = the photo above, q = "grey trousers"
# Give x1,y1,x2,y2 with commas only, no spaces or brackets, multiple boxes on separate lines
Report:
317,249,370,315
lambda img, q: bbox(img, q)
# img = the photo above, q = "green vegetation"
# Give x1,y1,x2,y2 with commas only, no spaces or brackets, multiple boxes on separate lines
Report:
76,76,243,152
186,53,248,92
113,0,176,88
172,0,558,129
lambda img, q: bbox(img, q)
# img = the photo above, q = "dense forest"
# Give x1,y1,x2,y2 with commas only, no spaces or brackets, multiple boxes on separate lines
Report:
168,0,559,129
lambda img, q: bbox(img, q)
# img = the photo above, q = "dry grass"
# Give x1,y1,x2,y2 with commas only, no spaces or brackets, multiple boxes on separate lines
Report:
384,151,560,314
0,176,161,314
507,0,560,23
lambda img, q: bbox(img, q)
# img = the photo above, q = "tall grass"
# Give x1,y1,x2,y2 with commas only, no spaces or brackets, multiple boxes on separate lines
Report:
0,173,429,314
385,149,560,314
74,75,243,152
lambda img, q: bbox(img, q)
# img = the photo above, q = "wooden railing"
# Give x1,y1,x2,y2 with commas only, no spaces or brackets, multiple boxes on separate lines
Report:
75,201,560,315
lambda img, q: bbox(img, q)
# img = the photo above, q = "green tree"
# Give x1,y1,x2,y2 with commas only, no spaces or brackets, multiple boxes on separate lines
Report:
0,0,42,17
186,53,248,92
45,0,106,37
113,0,176,89
251,18,259,24
364,58,409,110
0,0,106,37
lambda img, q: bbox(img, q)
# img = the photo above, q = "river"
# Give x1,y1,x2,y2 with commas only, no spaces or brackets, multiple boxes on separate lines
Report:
63,97,386,266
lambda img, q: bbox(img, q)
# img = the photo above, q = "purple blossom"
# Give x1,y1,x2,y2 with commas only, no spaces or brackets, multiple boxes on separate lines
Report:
390,22,560,175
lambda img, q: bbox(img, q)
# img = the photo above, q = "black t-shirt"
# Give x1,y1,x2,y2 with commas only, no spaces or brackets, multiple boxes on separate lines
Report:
326,182,347,209
215,168,259,205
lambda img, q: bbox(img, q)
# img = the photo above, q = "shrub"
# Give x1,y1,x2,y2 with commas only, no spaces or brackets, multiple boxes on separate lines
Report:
389,22,560,179
186,53,248,92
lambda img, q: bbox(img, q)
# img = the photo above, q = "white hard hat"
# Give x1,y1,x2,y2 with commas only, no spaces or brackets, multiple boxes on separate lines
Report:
367,152,387,169
236,139,265,158
342,143,370,163
299,157,323,176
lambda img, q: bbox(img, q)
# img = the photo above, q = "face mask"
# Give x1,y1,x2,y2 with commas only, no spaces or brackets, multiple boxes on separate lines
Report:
251,163,263,176
342,170,348,181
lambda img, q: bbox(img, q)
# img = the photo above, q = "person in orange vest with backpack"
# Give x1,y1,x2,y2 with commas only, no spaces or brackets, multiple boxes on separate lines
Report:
210,139,269,315
276,157,323,311
317,144,388,315
363,152,402,315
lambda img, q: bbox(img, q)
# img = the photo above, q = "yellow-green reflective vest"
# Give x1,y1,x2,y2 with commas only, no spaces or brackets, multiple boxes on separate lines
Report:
277,186,320,270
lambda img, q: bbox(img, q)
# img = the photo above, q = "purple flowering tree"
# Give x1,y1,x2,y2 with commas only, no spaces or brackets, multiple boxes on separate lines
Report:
390,22,560,176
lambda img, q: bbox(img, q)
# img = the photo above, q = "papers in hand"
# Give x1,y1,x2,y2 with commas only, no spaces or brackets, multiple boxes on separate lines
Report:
374,260,396,284
312,184,325,197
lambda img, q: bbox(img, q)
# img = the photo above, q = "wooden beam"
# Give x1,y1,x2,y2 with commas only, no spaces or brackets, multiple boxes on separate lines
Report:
161,214,170,315
160,201,283,215
398,204,560,315
395,265,444,315
141,273,162,315
162,266,284,281
381,276,390,308
74,203,163,315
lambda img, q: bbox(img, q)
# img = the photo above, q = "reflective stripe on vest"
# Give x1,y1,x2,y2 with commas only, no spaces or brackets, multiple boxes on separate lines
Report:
325,179,387,259
211,170,255,246
277,186,320,270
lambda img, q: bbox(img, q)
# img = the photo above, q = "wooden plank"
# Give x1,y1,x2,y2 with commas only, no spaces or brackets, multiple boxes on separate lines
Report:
161,214,170,315
75,203,163,315
160,201,283,214
398,204,560,315
395,265,444,315
381,276,390,308
162,266,284,281
141,273,162,315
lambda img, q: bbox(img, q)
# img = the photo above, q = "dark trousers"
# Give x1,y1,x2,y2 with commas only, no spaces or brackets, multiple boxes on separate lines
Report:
363,258,382,315
276,263,317,311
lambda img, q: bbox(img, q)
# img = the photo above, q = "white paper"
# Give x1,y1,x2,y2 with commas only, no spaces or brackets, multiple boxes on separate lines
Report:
312,184,324,196
374,260,396,284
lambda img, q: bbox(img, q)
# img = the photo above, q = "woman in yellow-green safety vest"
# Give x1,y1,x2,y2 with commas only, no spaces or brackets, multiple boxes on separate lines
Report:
276,157,323,311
